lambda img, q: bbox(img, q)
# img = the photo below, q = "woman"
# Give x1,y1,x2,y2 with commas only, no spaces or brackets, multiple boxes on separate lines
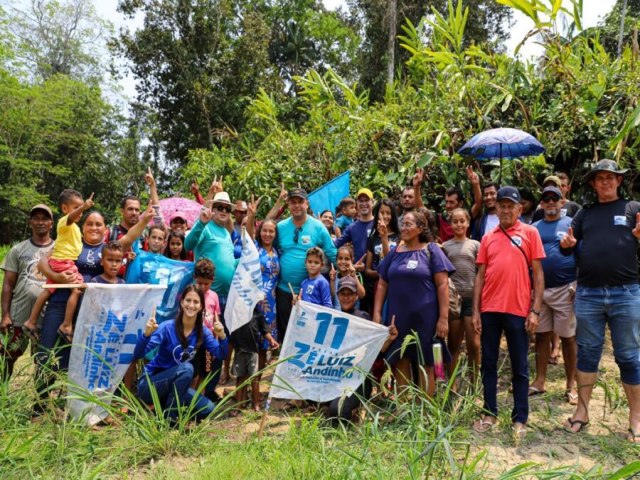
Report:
32,208,153,415
134,285,228,422
247,197,281,409
320,209,340,239
372,210,455,396
365,198,400,280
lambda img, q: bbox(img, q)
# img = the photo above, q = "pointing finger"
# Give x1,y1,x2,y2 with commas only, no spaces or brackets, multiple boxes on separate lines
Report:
88,192,94,201
390,315,396,326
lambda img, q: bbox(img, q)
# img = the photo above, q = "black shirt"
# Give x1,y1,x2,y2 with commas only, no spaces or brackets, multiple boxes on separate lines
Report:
229,309,269,353
567,198,640,287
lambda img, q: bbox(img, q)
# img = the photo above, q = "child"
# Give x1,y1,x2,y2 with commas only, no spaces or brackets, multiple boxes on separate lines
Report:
165,231,188,261
24,189,94,342
334,197,356,231
442,208,481,381
146,225,167,254
229,310,278,414
89,242,125,285
329,245,365,309
192,258,222,402
297,247,333,308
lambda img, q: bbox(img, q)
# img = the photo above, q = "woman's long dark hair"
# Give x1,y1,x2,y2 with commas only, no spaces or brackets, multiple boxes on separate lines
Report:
165,231,187,260
368,198,400,241
175,284,205,350
256,219,278,248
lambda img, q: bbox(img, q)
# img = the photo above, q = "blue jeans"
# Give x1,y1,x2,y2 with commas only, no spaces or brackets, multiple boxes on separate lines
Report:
137,362,216,420
480,312,529,424
574,284,640,385
34,299,71,401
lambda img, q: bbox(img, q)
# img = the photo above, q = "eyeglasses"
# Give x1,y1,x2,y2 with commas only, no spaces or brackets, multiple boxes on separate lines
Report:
400,222,417,229
541,197,559,203
214,205,231,213
293,227,301,244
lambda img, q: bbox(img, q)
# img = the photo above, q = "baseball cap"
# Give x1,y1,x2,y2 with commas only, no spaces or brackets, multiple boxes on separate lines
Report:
30,204,53,219
235,200,248,212
170,211,189,226
496,186,521,204
337,276,358,293
542,175,562,188
582,159,628,183
287,188,308,200
356,188,373,200
541,186,562,200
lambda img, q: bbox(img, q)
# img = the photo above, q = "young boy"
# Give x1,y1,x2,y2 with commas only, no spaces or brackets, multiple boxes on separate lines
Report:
24,189,94,342
146,225,167,254
89,242,125,285
324,276,398,423
298,247,332,308
335,197,356,231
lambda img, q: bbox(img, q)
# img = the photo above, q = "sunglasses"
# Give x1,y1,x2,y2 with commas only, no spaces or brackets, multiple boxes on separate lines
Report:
214,205,231,213
541,196,560,203
293,227,301,244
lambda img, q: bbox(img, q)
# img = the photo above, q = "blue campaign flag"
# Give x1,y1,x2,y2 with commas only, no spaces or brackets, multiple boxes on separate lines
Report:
308,170,350,216
125,251,194,323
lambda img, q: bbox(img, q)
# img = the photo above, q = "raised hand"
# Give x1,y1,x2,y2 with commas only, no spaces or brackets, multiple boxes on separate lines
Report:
466,165,480,185
190,179,200,196
83,193,95,211
144,307,158,337
212,318,226,340
632,213,640,239
144,167,155,187
209,175,223,195
354,253,366,273
560,226,577,249
278,182,287,202
388,315,398,341
412,167,425,189
329,263,336,281
377,220,388,238
199,205,213,223
247,194,263,216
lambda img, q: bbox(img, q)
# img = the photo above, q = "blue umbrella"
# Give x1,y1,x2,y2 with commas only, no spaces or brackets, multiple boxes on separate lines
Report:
458,128,545,182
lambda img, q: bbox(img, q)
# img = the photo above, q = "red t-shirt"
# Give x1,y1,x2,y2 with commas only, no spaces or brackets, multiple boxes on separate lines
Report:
476,221,545,317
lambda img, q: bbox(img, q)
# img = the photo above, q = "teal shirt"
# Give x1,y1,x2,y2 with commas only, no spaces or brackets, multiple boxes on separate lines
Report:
185,219,237,296
276,216,337,293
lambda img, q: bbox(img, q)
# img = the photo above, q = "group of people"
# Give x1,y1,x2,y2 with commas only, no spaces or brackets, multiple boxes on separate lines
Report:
1,160,639,443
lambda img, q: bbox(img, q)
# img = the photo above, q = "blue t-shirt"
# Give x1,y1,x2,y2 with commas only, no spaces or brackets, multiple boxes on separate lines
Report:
335,215,353,231
276,216,337,293
89,275,125,285
134,320,229,376
185,220,238,296
300,275,333,308
335,219,374,263
533,216,576,288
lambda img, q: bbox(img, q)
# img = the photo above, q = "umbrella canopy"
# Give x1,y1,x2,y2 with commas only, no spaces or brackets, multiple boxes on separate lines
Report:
159,197,202,228
458,128,545,160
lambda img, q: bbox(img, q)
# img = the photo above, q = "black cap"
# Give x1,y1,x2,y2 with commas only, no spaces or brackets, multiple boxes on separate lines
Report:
541,186,562,200
287,188,308,200
496,186,521,204
583,159,628,183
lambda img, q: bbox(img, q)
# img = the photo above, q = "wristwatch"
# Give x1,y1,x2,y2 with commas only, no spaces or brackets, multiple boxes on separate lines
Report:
530,308,541,316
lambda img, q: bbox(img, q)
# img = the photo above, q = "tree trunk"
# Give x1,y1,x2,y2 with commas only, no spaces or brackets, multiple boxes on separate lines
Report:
386,0,397,85
618,0,628,58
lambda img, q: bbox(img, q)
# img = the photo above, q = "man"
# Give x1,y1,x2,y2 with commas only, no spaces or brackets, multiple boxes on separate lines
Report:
560,159,640,442
437,166,483,242
471,182,500,240
1,204,55,380
399,168,425,218
107,195,143,277
233,200,248,236
531,175,580,223
276,188,337,338
335,187,376,311
472,186,545,437
530,186,578,404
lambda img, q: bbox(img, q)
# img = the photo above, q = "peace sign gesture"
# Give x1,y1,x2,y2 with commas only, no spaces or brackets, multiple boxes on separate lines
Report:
247,194,263,216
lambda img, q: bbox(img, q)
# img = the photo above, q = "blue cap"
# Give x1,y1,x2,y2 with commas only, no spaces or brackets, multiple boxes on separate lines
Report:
496,186,521,204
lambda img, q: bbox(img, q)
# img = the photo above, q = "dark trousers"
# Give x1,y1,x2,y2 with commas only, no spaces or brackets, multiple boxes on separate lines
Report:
326,377,373,422
34,301,71,401
480,312,529,424
276,289,293,341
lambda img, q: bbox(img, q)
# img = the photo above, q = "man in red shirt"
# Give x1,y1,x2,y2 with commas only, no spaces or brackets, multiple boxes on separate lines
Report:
471,186,546,439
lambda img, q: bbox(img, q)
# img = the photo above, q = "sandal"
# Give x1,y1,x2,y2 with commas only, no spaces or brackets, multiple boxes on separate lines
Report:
566,390,578,406
564,417,589,433
528,386,546,396
628,428,640,444
513,423,527,441
473,416,497,433
57,327,74,344
23,325,39,343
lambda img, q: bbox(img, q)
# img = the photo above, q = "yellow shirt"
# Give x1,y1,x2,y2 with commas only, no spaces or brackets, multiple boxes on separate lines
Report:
51,214,83,261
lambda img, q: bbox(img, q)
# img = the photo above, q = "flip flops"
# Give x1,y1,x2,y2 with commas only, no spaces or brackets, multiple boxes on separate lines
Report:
513,423,527,441
528,386,546,396
22,325,39,343
566,390,578,405
564,417,589,433
473,416,497,433
56,327,73,344
628,428,640,444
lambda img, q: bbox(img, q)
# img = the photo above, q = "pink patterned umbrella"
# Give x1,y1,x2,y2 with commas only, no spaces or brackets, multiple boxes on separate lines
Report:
159,197,202,228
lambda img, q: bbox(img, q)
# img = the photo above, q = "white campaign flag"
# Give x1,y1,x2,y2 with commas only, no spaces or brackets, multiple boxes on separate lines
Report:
224,230,264,333
270,301,389,402
67,283,166,425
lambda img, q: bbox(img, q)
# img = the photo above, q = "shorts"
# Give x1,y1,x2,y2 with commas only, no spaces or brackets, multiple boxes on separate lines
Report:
46,259,84,294
461,297,473,317
538,282,576,337
232,350,258,378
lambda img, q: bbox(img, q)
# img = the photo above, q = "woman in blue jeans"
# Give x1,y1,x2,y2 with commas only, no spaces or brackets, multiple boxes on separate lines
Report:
134,285,228,422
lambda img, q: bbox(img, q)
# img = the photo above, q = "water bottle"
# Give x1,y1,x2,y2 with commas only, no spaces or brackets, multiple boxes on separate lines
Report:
433,342,445,381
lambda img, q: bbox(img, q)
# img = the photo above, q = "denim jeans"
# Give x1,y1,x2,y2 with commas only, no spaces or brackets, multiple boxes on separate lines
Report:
574,284,640,384
137,362,216,420
480,312,529,424
34,299,71,401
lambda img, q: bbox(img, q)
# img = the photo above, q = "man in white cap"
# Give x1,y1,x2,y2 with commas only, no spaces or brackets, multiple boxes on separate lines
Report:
1,204,54,380
560,159,640,442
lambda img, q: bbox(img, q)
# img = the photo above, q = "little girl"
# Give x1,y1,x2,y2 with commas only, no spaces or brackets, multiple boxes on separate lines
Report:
165,231,188,261
442,208,481,381
298,247,333,308
330,245,365,309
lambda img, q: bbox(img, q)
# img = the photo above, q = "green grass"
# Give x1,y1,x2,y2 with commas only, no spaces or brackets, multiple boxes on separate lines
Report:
1,352,639,479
